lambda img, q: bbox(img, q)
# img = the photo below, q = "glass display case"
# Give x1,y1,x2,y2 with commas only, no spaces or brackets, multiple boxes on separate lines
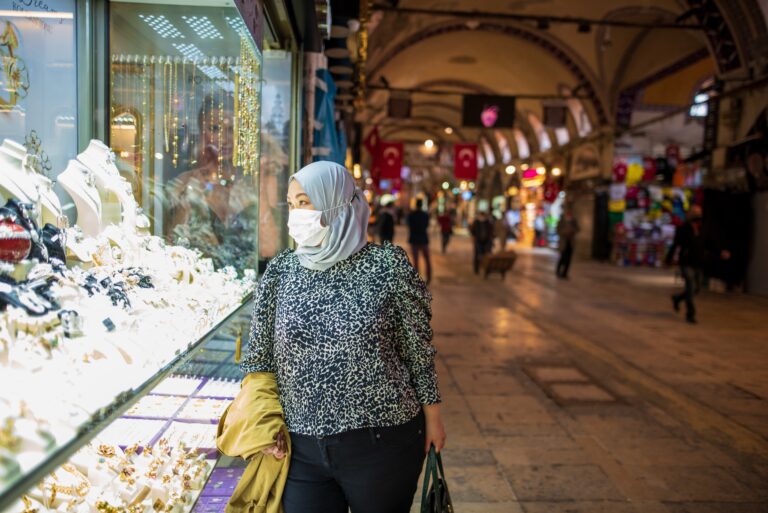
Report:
109,1,262,271
259,49,293,263
0,2,267,511
0,300,253,513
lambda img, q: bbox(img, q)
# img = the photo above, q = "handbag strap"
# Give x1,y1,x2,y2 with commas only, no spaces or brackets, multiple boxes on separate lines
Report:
420,446,436,507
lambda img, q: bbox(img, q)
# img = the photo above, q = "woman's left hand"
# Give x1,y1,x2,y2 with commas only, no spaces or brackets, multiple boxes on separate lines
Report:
423,404,446,453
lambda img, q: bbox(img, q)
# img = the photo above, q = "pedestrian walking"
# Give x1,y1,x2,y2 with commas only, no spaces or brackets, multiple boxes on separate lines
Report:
666,204,708,324
407,198,432,284
242,161,446,513
470,210,494,274
556,209,579,279
437,211,453,254
494,214,512,252
378,201,396,243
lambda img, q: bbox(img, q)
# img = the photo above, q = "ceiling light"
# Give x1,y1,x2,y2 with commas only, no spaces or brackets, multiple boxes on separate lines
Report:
505,165,516,175
442,182,450,190
552,167,562,176
138,14,184,39
424,139,434,149
536,166,546,175
182,15,223,40
444,127,453,135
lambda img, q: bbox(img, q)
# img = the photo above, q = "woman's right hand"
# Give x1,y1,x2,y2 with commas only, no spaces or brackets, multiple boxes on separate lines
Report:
261,430,287,459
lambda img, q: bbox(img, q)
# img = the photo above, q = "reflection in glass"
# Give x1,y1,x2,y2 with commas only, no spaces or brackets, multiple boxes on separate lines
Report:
109,3,261,272
260,50,292,261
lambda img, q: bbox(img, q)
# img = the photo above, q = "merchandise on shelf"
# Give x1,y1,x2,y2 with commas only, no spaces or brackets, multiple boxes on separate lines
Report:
0,135,254,505
609,155,702,267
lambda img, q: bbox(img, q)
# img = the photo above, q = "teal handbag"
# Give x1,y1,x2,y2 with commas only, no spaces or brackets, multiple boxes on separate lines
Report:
420,446,454,513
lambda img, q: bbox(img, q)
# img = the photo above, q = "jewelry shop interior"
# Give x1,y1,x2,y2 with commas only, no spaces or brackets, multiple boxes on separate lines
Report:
0,0,310,511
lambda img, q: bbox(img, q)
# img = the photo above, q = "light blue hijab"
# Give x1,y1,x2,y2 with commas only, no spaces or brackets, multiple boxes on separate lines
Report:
292,161,370,271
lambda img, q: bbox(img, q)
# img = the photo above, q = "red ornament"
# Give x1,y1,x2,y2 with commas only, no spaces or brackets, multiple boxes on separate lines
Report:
612,162,627,182
642,157,657,181
0,219,32,262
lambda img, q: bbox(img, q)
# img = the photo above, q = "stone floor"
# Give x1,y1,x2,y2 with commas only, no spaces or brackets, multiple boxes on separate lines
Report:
406,231,768,513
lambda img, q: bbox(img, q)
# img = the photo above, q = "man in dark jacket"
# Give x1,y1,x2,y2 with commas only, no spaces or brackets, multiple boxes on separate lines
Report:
377,202,395,243
667,205,706,324
407,199,431,284
470,210,494,274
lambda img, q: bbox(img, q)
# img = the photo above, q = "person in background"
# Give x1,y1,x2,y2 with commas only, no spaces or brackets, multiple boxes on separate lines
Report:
556,208,580,279
494,213,512,252
378,201,396,243
470,210,495,274
407,198,432,285
533,212,546,247
436,210,453,254
666,204,711,324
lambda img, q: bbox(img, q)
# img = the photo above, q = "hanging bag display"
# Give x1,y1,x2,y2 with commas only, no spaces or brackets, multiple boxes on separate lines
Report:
421,446,454,513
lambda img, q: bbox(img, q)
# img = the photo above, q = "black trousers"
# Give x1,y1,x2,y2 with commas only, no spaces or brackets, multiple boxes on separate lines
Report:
557,241,574,278
440,232,451,253
473,240,493,274
283,412,426,513
673,265,702,319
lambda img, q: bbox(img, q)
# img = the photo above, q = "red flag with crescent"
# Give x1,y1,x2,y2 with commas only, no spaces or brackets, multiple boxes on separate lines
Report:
364,126,381,159
454,143,478,180
378,141,403,179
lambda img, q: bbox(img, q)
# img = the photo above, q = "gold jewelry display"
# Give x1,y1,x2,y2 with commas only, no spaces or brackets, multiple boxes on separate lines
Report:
172,56,180,168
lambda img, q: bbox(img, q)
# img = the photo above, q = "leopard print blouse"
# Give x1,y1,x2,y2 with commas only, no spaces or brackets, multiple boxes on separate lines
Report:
240,242,441,436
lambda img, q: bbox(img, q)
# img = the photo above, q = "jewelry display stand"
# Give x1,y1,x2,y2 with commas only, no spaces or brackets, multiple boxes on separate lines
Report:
58,159,103,238
0,139,63,226
0,144,38,206
77,140,137,231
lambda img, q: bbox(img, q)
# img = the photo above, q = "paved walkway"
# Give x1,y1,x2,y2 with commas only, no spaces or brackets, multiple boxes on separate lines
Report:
407,231,768,513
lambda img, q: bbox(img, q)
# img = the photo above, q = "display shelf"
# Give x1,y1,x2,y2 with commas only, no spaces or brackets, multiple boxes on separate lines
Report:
0,296,253,512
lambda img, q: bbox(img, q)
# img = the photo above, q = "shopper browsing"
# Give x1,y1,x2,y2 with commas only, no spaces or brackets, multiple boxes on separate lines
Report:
241,161,446,513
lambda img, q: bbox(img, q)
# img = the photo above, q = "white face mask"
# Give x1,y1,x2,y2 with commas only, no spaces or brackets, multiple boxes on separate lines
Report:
288,209,330,247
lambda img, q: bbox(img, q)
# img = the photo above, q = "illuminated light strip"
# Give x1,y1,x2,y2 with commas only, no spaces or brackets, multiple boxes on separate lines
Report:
0,9,74,19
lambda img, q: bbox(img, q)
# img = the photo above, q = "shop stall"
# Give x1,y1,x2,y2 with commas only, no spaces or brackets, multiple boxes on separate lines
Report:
0,0,301,511
608,149,703,267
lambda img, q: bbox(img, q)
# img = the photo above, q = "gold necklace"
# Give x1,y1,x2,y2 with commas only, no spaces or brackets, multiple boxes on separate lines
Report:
163,57,170,153
172,57,180,168
218,58,226,179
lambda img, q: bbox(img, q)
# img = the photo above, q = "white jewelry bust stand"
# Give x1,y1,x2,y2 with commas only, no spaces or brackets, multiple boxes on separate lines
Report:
77,140,137,231
58,160,103,238
1,139,63,225
0,143,38,206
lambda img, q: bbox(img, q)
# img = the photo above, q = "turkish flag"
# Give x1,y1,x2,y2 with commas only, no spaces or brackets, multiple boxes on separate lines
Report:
454,143,478,180
378,141,403,179
364,126,381,159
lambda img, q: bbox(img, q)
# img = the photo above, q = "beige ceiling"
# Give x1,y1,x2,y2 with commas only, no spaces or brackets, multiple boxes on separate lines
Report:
361,0,766,166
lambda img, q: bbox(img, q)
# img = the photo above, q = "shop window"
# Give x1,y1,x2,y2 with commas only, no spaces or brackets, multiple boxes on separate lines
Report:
260,49,293,261
528,113,552,152
109,2,261,271
0,1,77,177
513,128,530,159
494,130,512,163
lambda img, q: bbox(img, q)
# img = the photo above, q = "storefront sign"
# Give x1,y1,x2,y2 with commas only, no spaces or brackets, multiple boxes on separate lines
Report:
569,144,600,180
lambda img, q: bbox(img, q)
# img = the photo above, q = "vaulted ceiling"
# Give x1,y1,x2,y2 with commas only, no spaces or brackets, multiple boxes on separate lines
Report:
359,0,767,169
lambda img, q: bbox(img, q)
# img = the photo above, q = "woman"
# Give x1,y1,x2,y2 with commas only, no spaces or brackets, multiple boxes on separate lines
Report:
240,161,446,513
